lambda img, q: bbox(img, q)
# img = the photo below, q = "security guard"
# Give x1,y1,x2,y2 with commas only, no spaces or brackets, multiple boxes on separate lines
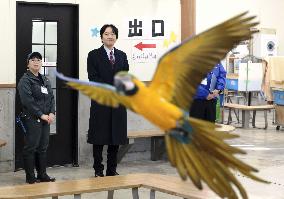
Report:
17,52,56,184
190,63,226,122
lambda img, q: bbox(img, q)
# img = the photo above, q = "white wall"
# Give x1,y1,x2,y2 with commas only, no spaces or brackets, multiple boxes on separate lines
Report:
0,0,16,84
196,0,284,56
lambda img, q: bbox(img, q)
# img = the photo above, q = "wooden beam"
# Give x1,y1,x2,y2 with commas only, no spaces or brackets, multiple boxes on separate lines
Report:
180,0,196,41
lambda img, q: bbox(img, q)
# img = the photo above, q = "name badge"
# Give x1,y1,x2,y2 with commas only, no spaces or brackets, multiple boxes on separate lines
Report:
41,86,48,94
201,78,207,85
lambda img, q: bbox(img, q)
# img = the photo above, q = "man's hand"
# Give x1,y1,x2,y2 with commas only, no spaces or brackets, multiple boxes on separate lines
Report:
40,114,50,124
206,93,215,100
48,113,55,123
212,89,220,98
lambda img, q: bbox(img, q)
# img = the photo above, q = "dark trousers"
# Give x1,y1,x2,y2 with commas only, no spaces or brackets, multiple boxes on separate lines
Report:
190,99,217,122
23,117,50,177
93,144,119,174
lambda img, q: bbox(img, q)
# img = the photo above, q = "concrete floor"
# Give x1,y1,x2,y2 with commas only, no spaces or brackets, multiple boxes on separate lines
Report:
1,109,284,199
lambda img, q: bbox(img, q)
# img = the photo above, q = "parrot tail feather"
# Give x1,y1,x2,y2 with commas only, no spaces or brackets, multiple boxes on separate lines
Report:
165,117,269,199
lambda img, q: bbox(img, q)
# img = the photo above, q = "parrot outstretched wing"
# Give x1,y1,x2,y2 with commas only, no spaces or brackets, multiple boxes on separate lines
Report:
55,71,132,109
149,12,258,110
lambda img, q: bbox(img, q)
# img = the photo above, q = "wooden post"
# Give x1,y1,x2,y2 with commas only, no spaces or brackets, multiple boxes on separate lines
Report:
180,0,196,41
132,188,139,199
74,194,81,199
107,190,114,199
150,189,155,199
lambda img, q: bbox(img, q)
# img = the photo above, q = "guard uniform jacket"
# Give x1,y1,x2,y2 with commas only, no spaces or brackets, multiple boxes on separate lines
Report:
194,63,226,100
17,70,55,119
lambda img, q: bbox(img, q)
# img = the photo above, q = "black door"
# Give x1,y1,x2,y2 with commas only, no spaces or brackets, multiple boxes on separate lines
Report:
15,2,79,169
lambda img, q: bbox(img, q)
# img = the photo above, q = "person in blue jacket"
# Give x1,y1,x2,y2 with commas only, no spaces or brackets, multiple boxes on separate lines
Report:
190,63,226,122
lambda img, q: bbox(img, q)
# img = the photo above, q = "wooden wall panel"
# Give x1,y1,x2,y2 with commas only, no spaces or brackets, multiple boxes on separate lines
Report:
0,84,16,88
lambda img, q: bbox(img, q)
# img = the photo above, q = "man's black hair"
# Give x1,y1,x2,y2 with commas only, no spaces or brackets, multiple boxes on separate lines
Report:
100,24,118,39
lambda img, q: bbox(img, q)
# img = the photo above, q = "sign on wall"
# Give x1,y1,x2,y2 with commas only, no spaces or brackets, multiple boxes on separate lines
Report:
121,17,180,80
123,17,177,64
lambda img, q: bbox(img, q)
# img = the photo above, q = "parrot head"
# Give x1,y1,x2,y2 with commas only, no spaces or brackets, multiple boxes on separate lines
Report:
114,71,138,96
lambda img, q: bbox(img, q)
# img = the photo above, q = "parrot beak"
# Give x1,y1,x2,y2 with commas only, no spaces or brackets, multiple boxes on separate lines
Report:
114,74,138,96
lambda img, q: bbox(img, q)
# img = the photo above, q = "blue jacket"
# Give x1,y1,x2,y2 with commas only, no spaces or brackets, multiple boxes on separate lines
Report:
194,63,226,100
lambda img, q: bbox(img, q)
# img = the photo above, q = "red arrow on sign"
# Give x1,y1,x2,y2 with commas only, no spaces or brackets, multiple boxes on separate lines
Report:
134,42,156,51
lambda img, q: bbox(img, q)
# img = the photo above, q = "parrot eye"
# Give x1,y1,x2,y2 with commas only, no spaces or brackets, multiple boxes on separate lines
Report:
114,74,138,96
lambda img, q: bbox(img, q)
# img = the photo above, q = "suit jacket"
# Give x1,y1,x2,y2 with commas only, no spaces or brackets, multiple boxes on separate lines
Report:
87,45,129,145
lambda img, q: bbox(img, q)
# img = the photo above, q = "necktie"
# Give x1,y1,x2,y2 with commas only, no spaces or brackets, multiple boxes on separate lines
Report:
109,51,115,66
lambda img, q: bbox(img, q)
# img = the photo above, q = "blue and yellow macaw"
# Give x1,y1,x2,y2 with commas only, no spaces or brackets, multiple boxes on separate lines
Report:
56,12,268,199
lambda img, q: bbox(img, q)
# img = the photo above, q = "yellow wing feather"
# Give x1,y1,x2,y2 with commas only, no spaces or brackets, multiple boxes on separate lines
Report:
67,82,121,107
149,12,258,109
56,71,132,109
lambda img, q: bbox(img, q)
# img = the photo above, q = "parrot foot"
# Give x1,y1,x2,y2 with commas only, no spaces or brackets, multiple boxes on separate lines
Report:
169,128,190,144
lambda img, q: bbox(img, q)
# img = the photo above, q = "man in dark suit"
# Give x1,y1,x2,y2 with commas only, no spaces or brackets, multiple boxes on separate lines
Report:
87,24,129,177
